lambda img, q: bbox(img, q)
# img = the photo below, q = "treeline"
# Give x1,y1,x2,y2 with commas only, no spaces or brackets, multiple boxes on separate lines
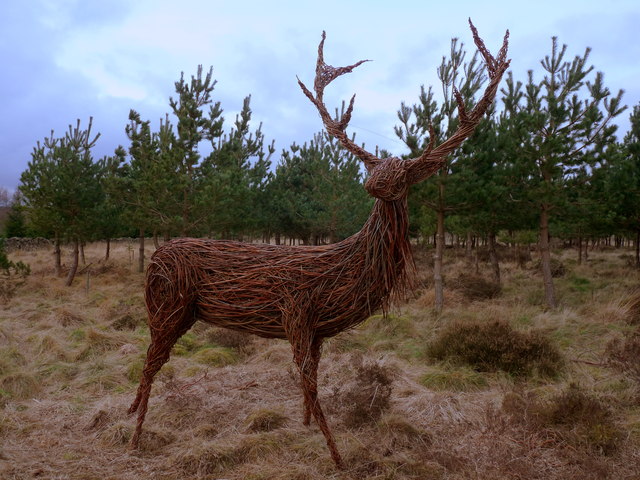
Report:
5,37,640,300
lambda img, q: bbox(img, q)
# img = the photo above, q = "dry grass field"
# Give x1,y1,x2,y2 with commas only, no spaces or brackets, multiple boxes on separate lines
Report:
1,240,639,479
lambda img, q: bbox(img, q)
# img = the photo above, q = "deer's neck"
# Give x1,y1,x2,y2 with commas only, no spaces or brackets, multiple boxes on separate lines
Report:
355,197,414,311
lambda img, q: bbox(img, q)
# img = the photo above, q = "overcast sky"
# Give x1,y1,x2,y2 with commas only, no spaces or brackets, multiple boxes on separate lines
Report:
1,0,639,192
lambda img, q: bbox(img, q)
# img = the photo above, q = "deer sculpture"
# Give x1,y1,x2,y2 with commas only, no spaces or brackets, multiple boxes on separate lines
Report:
128,20,509,468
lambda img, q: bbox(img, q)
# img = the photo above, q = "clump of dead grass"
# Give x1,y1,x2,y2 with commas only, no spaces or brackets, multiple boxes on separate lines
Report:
426,320,564,377
605,331,640,385
620,288,640,325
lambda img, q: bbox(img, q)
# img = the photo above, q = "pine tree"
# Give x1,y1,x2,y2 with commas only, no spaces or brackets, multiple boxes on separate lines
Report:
169,65,223,236
605,104,640,265
267,130,370,245
19,118,102,285
197,95,274,239
501,38,625,307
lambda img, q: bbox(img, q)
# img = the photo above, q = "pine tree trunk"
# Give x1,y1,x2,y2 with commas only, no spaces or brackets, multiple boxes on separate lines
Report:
153,232,159,249
585,238,589,260
65,238,79,287
80,242,86,265
138,228,145,273
465,231,473,264
577,236,583,265
635,230,640,268
539,205,557,308
488,232,500,284
54,233,62,277
433,207,445,314
105,238,111,261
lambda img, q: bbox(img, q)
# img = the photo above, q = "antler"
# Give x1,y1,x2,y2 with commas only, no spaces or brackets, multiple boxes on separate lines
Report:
298,32,381,172
405,19,511,184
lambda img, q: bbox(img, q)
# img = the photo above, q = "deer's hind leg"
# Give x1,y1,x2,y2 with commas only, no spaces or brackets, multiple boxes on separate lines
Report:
128,308,196,448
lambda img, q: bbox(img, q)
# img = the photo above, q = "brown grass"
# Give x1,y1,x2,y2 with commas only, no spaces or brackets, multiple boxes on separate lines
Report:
0,241,639,479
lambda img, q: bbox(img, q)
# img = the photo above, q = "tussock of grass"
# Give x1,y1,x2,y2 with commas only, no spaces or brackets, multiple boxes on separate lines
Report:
75,328,126,360
97,421,132,446
426,320,564,377
245,408,288,432
419,366,488,392
56,308,86,327
377,413,432,450
125,355,146,383
0,347,25,375
191,346,238,367
0,371,40,403
171,432,290,476
110,313,143,331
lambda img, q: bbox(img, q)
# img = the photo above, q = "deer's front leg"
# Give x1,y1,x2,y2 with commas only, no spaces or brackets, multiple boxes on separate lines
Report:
287,319,343,468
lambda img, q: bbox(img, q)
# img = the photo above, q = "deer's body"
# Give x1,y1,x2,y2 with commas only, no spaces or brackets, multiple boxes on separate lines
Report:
129,22,509,468
146,197,411,340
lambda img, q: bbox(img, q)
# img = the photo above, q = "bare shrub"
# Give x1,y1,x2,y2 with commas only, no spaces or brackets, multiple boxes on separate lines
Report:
450,273,501,301
534,257,566,277
426,320,563,377
205,327,255,355
0,238,30,304
341,357,394,427
503,384,622,455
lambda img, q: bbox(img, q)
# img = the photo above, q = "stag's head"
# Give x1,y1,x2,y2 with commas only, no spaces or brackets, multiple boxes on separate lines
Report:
298,21,510,203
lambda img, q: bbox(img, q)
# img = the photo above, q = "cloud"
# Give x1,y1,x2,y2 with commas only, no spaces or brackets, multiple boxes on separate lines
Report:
0,0,638,190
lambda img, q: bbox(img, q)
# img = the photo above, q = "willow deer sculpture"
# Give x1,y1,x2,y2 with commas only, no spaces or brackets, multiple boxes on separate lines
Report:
128,21,509,468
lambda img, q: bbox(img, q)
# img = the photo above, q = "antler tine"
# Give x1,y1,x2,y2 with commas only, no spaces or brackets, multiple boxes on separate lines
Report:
406,21,511,184
298,32,380,172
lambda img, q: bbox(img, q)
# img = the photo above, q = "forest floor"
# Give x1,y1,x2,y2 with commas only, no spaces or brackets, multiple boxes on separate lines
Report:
1,240,639,479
